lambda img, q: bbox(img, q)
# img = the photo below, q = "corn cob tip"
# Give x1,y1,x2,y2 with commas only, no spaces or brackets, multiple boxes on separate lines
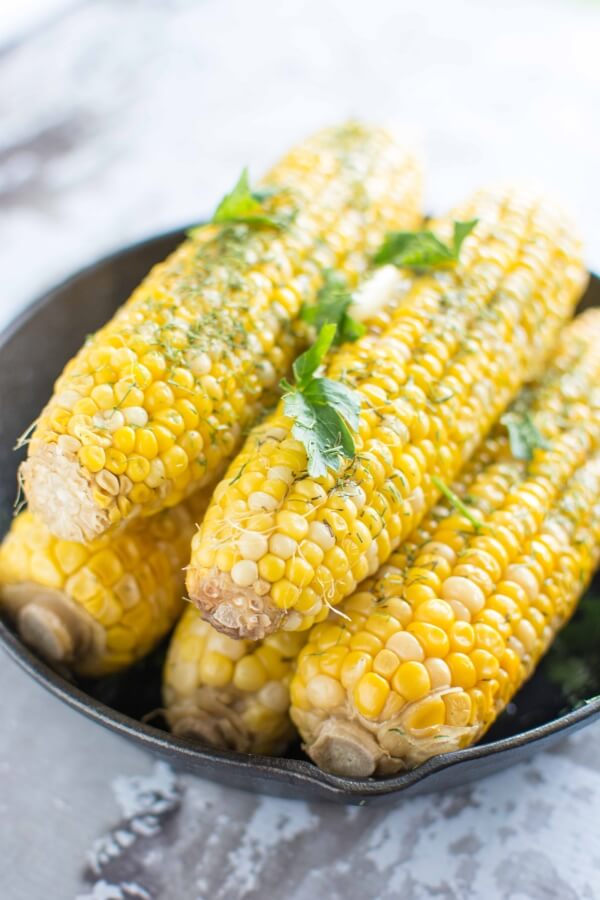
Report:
20,444,108,543
187,568,284,641
1,581,101,667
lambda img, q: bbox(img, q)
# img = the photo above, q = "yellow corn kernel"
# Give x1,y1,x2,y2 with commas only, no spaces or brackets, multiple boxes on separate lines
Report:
105,448,128,475
135,428,159,459
286,556,314,588
271,579,300,610
126,456,151,483
162,446,189,479
407,621,450,658
199,651,234,688
78,446,106,474
447,652,478,689
391,661,431,701
372,648,400,680
340,650,372,689
403,694,446,731
258,553,286,583
354,672,390,718
233,655,268,692
113,426,136,454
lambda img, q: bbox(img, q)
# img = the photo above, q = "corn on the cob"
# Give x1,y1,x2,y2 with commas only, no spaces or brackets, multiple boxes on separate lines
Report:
21,123,422,544
163,605,305,755
290,311,600,776
187,187,587,640
0,491,209,676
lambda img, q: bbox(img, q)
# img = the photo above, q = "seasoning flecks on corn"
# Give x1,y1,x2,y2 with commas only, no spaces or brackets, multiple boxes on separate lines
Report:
187,187,587,641
290,311,600,776
163,604,306,755
0,491,209,676
21,123,422,543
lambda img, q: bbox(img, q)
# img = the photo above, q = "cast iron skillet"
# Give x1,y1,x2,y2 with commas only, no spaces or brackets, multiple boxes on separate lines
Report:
1,229,599,806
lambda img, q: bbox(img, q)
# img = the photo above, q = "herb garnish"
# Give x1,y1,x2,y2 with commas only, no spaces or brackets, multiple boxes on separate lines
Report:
373,219,478,270
300,270,366,345
432,475,484,532
280,324,361,478
501,411,550,462
210,168,286,229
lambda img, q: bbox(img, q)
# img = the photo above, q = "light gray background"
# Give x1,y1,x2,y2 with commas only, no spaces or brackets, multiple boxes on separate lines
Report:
1,1,600,898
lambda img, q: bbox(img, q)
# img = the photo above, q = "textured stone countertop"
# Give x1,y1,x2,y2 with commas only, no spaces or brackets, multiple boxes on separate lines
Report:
1,1,600,898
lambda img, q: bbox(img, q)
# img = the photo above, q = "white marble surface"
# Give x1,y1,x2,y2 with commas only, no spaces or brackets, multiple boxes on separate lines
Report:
1,1,600,897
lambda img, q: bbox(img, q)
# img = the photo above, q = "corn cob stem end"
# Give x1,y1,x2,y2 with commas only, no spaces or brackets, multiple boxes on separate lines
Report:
300,707,478,777
187,568,283,641
1,582,103,668
305,718,383,777
165,687,252,753
21,443,109,543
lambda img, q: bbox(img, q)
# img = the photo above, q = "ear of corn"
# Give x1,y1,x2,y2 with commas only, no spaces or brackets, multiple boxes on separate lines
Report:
290,311,600,776
21,123,422,544
187,187,587,641
0,491,209,676
163,604,306,755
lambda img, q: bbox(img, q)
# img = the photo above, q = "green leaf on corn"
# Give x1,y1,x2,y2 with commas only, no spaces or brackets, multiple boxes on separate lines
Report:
374,219,478,270
211,168,286,229
501,411,550,462
300,270,366,345
280,324,361,478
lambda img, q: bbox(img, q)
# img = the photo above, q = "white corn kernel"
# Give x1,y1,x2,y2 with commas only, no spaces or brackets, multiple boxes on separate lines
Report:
269,533,297,560
442,576,485,615
422,541,457,565
386,631,425,661
231,560,259,587
505,565,539,602
308,521,335,551
258,681,289,713
123,407,149,427
248,492,279,512
238,532,269,561
424,657,452,688
268,466,294,485
306,674,345,709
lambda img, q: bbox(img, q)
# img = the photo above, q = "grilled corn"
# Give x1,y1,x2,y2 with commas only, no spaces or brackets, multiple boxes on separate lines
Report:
163,604,305,755
291,311,600,775
0,491,208,676
21,123,422,544
187,186,587,640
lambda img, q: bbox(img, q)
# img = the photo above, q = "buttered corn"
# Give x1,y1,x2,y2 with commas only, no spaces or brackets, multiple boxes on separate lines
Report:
21,123,422,544
187,186,587,640
291,311,600,776
163,605,305,755
0,491,208,676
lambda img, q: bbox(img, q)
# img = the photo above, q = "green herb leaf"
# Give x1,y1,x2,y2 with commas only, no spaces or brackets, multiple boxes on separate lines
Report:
373,219,478,270
281,325,361,478
501,411,550,462
452,219,479,257
304,377,361,431
291,322,337,387
432,475,484,532
211,168,284,229
300,270,366,345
